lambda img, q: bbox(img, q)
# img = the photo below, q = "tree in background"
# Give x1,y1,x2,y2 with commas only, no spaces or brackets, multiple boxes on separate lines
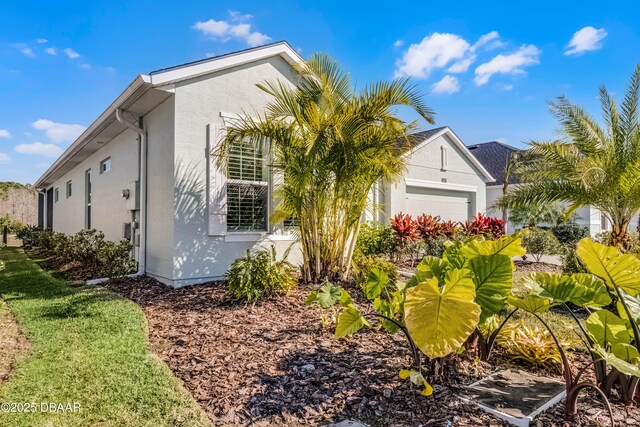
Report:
501,65,640,250
217,54,434,282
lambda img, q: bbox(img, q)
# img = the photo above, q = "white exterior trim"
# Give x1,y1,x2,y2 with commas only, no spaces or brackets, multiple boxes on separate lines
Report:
404,127,495,182
148,42,303,86
405,178,478,193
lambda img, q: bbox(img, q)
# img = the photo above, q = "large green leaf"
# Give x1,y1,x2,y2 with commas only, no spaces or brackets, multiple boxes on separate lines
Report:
586,309,631,347
364,268,389,300
507,294,551,313
611,343,640,363
442,241,466,269
468,254,513,322
460,234,526,259
576,238,640,295
569,274,612,307
316,283,343,309
404,271,480,359
594,344,640,377
335,305,370,339
407,256,449,288
617,289,640,323
525,272,611,308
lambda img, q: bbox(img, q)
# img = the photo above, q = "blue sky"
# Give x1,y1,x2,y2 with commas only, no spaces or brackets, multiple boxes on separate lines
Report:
2,0,640,184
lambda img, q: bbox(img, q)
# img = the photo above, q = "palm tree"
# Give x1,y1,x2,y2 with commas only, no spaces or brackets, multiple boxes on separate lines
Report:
216,54,434,282
502,65,640,249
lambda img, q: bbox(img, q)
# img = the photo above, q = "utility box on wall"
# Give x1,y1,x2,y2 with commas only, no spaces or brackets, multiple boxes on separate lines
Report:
123,181,140,211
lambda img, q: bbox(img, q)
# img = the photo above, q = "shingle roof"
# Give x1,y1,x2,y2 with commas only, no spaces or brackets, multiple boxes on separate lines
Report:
467,141,521,185
406,127,447,147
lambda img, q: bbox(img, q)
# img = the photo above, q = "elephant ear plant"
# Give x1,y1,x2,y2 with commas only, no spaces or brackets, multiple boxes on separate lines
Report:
508,238,640,422
319,234,525,395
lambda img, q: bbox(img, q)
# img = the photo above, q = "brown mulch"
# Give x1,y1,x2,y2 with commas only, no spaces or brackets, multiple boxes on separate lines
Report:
0,300,30,384
514,260,563,273
102,276,640,427
105,278,508,426
26,247,101,282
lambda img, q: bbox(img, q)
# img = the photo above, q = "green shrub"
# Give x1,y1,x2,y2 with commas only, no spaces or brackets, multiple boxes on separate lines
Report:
98,240,136,280
70,229,106,267
355,222,395,256
560,245,588,274
552,223,588,246
225,246,297,302
522,227,562,262
352,253,398,286
15,225,42,248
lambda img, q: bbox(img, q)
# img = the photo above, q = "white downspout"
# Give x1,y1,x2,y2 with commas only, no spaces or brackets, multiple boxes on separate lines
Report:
86,109,147,285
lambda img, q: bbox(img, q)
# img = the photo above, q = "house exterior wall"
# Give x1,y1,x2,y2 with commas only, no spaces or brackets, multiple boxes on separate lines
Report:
49,128,139,239
144,97,176,281
46,96,175,281
168,56,301,286
382,133,487,222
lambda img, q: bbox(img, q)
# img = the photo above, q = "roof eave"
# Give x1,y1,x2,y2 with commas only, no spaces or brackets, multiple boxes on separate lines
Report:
35,74,152,189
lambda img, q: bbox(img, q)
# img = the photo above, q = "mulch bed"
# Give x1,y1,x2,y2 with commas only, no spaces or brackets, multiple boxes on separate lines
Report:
514,260,563,274
102,276,640,427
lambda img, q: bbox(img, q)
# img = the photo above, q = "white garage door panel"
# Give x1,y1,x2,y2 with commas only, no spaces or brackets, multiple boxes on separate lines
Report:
405,186,470,222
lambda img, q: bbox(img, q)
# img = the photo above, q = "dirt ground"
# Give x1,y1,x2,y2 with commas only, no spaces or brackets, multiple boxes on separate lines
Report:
103,276,638,427
0,300,30,385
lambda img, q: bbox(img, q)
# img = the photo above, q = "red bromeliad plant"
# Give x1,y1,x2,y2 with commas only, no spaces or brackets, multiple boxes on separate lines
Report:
441,220,459,238
390,213,420,244
461,213,505,239
416,214,443,240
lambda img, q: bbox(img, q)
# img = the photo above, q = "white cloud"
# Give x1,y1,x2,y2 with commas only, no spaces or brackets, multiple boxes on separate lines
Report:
0,153,10,164
0,129,10,138
14,142,63,158
474,44,541,86
12,43,35,58
448,56,476,73
229,10,253,22
80,63,91,70
193,12,272,47
36,38,48,44
45,47,57,55
501,84,514,91
63,48,80,59
394,31,501,78
496,137,508,143
31,119,86,144
565,26,608,56
394,33,470,78
394,40,404,47
431,75,460,94
472,31,502,50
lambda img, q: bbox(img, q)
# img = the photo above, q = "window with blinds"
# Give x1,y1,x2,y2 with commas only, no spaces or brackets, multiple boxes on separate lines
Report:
226,141,268,231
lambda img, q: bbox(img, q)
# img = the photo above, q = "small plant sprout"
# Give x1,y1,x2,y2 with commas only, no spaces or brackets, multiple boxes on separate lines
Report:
305,283,349,328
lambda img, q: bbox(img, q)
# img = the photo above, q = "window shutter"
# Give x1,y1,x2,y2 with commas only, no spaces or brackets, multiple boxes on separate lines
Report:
207,123,227,236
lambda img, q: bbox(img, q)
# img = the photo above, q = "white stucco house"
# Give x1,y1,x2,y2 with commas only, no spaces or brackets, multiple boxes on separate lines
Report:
34,41,494,287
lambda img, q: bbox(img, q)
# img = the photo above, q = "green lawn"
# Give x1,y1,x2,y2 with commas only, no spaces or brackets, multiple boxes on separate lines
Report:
0,247,210,427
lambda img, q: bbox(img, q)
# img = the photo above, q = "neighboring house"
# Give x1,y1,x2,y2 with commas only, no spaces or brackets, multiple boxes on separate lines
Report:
367,127,494,224
468,140,625,236
33,41,493,287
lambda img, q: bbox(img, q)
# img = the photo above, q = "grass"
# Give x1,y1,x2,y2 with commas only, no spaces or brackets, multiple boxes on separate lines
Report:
0,247,211,427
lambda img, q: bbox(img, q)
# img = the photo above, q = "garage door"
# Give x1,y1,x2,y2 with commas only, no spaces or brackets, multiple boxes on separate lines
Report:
405,186,471,222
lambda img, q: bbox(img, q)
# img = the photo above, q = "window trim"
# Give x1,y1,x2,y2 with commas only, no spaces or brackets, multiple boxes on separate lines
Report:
54,188,59,203
66,180,72,198
99,157,111,174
